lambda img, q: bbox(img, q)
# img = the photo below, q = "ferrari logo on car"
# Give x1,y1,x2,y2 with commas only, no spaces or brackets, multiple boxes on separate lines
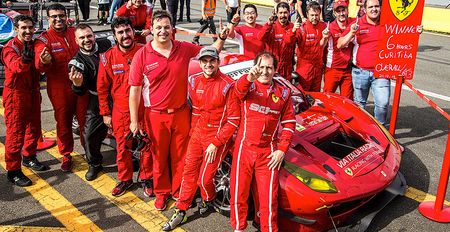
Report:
390,0,418,21
295,124,305,132
345,168,353,176
272,93,279,103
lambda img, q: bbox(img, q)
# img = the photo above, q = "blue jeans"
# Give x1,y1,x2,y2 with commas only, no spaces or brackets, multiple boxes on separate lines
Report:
352,67,391,126
108,0,122,22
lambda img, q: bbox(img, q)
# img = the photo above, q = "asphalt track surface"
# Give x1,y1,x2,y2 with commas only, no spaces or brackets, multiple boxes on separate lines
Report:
1,1,450,232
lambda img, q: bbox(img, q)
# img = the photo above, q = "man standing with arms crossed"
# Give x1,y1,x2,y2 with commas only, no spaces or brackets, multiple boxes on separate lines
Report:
258,2,299,81
129,10,229,211
338,0,389,125
324,0,355,99
231,52,296,232
35,3,89,172
3,15,48,187
228,4,265,59
97,17,153,197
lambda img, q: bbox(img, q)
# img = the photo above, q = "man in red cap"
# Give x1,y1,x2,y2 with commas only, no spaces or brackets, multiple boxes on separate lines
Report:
162,46,240,230
295,1,329,92
323,0,355,99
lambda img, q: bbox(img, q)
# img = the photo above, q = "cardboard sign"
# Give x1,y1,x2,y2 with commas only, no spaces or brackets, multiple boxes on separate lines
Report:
375,0,425,80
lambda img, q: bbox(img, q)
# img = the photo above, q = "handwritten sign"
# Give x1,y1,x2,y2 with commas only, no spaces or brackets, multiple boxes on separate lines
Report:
375,0,425,80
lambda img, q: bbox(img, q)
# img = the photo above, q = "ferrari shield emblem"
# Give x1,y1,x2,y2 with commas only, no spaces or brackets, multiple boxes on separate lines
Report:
390,0,418,21
272,93,279,103
295,124,305,132
345,168,353,176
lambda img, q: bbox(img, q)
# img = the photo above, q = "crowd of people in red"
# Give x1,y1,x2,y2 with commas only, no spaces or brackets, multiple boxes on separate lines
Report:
2,0,422,231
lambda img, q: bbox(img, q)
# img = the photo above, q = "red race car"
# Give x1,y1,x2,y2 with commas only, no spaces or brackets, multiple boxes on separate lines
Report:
188,54,406,232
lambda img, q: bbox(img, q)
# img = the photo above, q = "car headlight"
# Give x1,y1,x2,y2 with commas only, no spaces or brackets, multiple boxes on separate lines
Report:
283,161,338,193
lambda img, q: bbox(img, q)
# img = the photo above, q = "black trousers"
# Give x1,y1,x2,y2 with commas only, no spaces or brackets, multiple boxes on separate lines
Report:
84,94,108,166
226,7,239,23
78,0,91,20
193,16,216,42
179,0,190,19
167,0,178,27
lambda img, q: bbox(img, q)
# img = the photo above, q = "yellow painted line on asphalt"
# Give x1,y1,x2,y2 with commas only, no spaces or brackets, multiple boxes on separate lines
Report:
0,97,4,115
0,143,102,232
0,225,69,231
43,130,184,232
405,186,450,206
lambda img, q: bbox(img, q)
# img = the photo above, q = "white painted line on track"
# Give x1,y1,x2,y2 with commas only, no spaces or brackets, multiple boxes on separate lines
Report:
176,26,240,45
392,82,450,102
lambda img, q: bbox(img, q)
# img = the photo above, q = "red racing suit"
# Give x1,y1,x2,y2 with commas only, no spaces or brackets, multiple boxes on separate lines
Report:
231,75,295,232
34,27,89,156
116,4,153,44
175,71,240,211
258,21,296,81
97,44,153,182
296,20,327,92
324,18,355,99
2,37,41,171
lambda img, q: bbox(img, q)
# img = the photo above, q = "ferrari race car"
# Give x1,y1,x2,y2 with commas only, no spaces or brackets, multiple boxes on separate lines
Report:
188,55,406,232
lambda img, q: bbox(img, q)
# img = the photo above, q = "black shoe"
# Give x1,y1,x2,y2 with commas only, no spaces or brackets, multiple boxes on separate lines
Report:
177,17,183,22
162,209,187,231
23,157,48,171
85,165,103,181
192,40,200,46
187,17,192,23
197,199,214,215
7,170,32,187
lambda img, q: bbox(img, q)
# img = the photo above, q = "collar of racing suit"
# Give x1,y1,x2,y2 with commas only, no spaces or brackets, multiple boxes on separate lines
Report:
79,42,98,56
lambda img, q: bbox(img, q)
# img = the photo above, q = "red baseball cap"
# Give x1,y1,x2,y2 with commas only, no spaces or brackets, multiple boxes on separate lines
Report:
333,0,349,10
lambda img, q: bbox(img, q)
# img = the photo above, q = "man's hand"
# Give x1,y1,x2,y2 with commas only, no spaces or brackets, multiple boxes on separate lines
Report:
322,22,330,39
69,66,83,86
268,11,277,25
351,18,359,34
126,0,133,9
231,13,240,25
40,47,52,65
292,20,301,33
22,42,34,64
129,121,144,136
226,5,231,12
218,19,230,40
267,150,285,170
204,143,218,163
247,56,262,82
141,29,151,37
103,115,112,128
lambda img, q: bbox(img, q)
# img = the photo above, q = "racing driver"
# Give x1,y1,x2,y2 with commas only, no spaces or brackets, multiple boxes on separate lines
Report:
34,3,89,172
231,52,296,232
3,15,47,187
97,17,153,197
162,47,240,230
